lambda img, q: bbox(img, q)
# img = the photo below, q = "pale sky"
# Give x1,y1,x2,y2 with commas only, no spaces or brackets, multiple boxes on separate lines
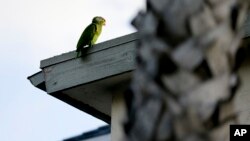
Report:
0,0,145,140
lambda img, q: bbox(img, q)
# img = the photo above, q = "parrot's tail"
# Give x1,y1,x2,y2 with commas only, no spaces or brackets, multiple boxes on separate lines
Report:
76,50,81,58
75,46,90,58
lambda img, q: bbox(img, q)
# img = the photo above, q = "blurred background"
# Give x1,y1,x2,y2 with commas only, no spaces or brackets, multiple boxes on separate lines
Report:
0,0,145,140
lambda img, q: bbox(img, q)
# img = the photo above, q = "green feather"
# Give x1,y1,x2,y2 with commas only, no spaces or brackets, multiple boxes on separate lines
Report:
76,16,105,58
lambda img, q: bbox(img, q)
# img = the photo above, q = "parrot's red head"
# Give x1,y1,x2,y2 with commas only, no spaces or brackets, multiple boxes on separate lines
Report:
93,16,106,26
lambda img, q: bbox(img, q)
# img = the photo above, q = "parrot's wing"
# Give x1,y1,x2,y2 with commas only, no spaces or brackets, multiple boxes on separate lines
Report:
76,23,97,52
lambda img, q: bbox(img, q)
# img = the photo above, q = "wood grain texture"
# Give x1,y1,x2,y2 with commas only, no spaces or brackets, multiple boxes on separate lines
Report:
27,71,46,90
43,39,137,93
40,32,138,69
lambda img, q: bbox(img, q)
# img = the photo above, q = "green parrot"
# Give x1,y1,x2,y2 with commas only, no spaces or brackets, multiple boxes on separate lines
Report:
76,16,106,58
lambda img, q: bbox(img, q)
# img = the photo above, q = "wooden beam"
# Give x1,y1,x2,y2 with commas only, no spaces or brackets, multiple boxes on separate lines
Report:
40,33,138,68
42,33,137,93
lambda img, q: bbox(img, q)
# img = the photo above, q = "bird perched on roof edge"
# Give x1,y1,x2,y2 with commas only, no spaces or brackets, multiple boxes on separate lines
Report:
76,16,106,58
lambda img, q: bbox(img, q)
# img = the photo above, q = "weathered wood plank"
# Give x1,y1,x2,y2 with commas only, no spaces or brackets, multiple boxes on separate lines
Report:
27,71,44,86
27,71,46,90
40,32,138,68
43,40,136,93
